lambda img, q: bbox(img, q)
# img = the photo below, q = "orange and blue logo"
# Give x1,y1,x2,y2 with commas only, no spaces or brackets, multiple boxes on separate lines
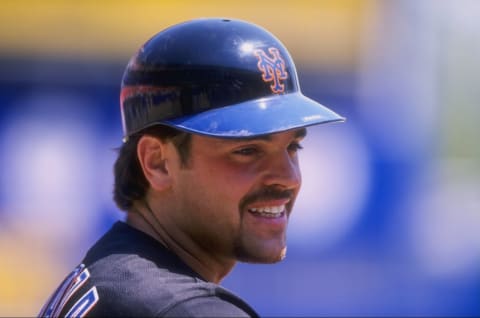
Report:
254,47,289,94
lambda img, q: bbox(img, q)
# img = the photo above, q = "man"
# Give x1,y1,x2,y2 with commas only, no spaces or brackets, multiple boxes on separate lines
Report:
39,18,344,317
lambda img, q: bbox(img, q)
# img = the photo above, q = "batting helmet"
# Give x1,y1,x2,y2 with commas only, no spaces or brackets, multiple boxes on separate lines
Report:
120,18,344,141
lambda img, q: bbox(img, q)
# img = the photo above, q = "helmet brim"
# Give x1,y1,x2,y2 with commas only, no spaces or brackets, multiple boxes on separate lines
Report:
161,92,345,138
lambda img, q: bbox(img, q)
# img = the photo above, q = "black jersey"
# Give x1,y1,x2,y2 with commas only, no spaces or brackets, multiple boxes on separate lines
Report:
38,221,259,317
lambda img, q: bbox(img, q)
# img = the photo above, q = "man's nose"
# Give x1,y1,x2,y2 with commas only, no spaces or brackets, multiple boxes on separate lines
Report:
262,151,301,190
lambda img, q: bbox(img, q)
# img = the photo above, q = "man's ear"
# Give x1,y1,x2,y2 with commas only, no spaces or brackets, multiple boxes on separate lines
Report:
137,135,173,191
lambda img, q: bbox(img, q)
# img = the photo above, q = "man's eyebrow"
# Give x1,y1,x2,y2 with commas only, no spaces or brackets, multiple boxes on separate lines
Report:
295,128,307,139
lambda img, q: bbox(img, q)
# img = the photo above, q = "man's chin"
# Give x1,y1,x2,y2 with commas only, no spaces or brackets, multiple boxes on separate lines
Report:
236,246,287,264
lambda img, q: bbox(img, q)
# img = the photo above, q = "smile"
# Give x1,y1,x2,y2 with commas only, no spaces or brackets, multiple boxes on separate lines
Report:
248,205,286,218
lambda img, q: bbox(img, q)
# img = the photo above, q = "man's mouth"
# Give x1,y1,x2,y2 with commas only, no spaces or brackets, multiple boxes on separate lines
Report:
248,205,286,218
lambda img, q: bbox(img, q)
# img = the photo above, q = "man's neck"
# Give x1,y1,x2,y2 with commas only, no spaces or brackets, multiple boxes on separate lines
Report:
125,204,235,284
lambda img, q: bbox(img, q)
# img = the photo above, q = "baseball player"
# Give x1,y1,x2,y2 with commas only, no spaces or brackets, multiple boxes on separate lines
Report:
38,18,344,317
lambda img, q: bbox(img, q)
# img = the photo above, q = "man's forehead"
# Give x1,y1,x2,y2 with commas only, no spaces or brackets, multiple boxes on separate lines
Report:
236,127,307,141
195,128,307,143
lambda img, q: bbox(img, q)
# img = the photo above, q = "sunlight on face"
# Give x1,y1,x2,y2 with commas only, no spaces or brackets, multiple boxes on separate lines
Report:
168,129,306,263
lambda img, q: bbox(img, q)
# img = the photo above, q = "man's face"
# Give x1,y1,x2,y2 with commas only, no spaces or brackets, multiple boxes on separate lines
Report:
166,128,305,264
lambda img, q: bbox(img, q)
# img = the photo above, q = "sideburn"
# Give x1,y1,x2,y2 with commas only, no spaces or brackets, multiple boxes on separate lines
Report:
170,132,192,168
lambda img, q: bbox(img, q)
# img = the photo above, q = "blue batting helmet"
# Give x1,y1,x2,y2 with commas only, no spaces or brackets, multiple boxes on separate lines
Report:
120,18,344,141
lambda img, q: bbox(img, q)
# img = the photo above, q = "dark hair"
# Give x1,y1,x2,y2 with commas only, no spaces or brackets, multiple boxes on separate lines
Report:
113,126,191,211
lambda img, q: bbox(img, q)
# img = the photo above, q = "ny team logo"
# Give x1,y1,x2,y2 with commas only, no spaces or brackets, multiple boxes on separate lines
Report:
254,47,289,94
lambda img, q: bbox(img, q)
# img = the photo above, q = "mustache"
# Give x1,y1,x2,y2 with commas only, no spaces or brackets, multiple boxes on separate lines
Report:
240,186,295,210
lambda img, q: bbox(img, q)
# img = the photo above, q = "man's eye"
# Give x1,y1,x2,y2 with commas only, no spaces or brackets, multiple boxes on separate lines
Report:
233,147,258,156
288,142,304,153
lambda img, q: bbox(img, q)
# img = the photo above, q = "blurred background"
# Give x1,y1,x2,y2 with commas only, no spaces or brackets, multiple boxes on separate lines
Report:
1,0,479,316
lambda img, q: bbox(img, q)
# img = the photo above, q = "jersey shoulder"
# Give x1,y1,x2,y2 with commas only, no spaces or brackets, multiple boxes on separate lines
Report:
38,222,258,317
39,262,257,317
162,290,258,317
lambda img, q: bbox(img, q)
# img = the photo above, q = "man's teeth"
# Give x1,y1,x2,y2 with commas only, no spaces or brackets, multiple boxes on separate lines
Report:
249,205,285,217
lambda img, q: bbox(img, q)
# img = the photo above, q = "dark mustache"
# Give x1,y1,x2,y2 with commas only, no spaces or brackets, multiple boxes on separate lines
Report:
240,186,294,210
